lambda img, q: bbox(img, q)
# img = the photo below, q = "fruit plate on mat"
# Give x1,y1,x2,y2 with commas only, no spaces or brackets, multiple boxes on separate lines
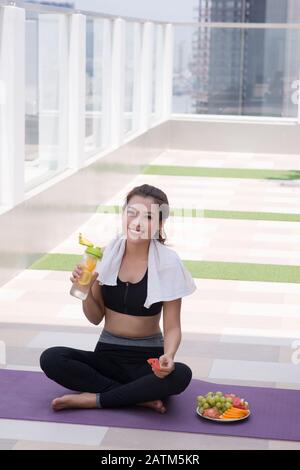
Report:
196,391,251,423
196,406,251,423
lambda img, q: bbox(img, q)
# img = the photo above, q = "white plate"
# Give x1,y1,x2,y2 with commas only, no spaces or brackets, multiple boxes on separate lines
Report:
196,406,251,423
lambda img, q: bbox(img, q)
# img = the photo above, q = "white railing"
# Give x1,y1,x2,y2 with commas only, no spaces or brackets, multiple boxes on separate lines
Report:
0,1,173,211
1,0,300,212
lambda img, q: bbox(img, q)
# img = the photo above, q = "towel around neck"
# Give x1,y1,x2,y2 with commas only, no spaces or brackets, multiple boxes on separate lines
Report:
96,233,197,308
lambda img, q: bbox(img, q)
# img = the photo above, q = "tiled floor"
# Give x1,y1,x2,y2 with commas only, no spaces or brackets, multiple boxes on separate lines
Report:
153,150,300,171
0,149,300,449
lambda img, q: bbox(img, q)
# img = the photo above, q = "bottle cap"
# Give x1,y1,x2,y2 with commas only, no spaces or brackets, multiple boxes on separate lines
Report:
79,233,93,247
85,246,103,258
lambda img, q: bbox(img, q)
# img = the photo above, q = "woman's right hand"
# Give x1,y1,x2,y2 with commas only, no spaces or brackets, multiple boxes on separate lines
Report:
70,264,99,290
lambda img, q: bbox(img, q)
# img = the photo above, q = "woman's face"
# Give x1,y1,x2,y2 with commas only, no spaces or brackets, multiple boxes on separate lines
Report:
122,195,162,242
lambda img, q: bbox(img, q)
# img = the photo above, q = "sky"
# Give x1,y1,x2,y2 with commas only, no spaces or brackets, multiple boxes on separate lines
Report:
51,0,199,22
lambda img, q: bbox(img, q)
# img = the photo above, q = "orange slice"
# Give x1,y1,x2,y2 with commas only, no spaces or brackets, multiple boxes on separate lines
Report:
78,270,92,286
85,257,97,272
231,407,249,414
220,416,243,420
220,407,249,419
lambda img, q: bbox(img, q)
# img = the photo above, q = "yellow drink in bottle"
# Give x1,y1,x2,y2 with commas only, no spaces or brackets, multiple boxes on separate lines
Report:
70,234,103,300
78,256,97,286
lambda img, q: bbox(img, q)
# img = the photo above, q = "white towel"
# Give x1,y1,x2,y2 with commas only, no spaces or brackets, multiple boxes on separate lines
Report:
96,233,197,308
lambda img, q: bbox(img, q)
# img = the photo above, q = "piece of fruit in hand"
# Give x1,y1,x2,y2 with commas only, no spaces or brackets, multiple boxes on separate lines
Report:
147,358,161,371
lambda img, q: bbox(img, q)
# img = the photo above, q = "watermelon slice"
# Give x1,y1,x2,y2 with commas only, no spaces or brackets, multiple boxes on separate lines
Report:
147,358,162,371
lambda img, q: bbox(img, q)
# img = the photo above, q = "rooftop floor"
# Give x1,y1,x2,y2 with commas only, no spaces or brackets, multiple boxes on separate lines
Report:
0,149,300,449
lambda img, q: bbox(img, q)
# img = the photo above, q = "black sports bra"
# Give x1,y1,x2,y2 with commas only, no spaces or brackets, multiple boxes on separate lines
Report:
101,268,163,316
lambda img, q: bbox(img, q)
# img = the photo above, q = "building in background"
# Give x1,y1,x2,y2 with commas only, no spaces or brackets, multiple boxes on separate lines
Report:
191,0,293,116
173,0,299,117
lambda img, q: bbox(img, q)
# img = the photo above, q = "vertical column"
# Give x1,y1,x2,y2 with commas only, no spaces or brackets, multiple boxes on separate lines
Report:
139,22,154,132
92,18,102,151
0,5,25,207
132,22,142,134
110,18,125,148
57,14,69,170
39,14,68,171
68,13,86,169
153,25,164,123
101,18,112,149
161,23,173,120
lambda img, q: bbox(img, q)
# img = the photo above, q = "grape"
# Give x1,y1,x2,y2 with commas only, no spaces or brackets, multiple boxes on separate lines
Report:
215,392,223,397
199,406,204,414
203,403,209,410
197,395,204,402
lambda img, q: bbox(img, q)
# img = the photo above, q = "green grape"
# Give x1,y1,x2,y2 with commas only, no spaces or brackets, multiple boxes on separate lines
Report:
225,402,232,409
197,395,204,402
219,397,226,403
216,402,222,409
199,406,204,414
203,403,209,410
215,392,223,397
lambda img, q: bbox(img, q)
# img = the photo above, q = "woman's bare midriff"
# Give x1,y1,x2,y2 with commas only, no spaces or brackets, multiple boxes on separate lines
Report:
103,307,162,338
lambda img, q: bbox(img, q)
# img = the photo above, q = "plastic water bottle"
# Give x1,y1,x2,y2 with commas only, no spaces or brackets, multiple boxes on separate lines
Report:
70,234,103,300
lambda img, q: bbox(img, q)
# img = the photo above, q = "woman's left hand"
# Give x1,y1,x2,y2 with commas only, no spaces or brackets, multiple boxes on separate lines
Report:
152,354,175,379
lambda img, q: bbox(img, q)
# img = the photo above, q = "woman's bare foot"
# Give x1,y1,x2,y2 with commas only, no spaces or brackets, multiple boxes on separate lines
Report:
51,392,96,411
51,393,167,414
137,399,167,414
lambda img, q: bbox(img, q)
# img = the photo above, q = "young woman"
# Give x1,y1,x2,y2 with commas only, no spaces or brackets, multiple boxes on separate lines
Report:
40,184,196,414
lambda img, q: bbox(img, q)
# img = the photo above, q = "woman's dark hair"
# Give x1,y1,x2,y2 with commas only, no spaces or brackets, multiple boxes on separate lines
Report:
122,184,169,244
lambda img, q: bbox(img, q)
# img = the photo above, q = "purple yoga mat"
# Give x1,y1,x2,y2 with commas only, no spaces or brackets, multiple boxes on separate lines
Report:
0,369,299,441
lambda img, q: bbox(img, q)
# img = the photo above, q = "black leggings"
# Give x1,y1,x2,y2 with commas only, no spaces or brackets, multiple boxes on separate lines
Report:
40,341,192,408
